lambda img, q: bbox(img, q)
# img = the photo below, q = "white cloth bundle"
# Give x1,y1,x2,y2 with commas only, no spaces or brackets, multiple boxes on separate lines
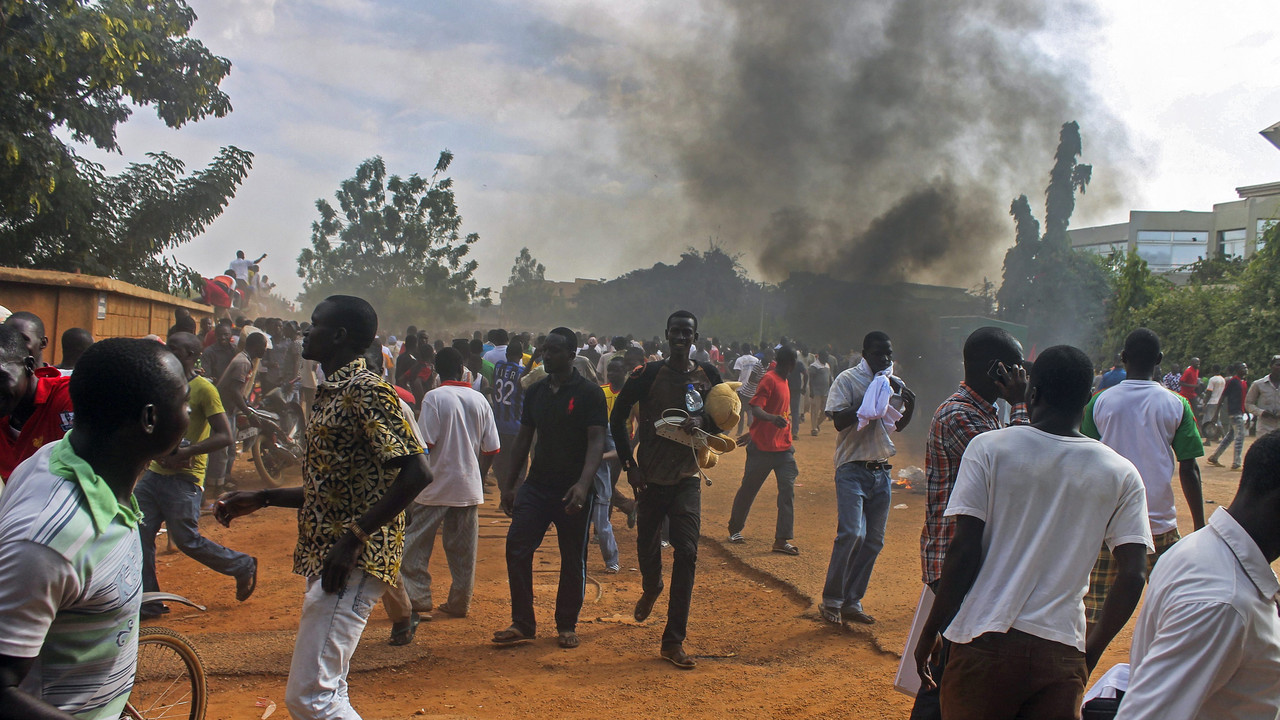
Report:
856,359,903,431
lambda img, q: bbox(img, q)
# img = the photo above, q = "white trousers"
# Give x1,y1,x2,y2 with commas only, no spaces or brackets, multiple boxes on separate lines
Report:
285,569,388,720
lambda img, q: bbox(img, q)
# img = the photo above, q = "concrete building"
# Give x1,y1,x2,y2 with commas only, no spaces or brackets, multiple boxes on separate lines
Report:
1068,182,1280,275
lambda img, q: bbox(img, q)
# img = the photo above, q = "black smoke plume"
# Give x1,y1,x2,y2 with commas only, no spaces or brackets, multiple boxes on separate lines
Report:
606,0,1127,284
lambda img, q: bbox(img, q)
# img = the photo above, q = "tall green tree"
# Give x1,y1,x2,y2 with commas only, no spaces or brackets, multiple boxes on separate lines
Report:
0,0,250,293
996,194,1040,323
1043,121,1092,250
297,152,490,328
1102,250,1170,356
501,247,560,327
996,121,1110,353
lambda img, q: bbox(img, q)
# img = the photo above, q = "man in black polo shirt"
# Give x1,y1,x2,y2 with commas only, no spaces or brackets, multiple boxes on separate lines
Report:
611,310,723,669
494,327,607,649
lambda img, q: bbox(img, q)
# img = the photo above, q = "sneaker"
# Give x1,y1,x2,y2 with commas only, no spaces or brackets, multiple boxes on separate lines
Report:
728,532,746,544
811,428,819,436
660,540,671,549
604,565,621,574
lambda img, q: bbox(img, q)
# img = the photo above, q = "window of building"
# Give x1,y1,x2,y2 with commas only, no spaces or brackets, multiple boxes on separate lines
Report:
1220,229,1246,259
1259,219,1277,252
1079,241,1127,256
1135,230,1208,271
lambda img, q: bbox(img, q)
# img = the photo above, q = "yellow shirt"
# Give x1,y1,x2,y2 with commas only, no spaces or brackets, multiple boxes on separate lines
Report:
148,376,224,486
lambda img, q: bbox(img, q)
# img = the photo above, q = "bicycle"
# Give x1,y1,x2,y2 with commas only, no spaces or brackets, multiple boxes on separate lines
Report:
123,592,208,720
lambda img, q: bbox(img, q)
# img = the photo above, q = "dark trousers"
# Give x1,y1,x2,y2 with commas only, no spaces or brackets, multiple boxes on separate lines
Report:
728,443,797,540
636,476,700,648
505,481,593,636
940,629,1088,720
789,388,803,437
136,471,254,596
909,582,947,720
205,407,237,494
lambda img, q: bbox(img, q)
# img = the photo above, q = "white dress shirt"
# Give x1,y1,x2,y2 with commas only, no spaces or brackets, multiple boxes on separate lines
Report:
1118,508,1280,720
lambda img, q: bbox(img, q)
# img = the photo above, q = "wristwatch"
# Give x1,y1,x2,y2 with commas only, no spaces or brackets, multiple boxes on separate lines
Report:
347,521,371,543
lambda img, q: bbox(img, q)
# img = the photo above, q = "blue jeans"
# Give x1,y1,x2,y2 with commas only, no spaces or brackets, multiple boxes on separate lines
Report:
591,434,619,568
1210,413,1246,467
821,462,891,611
135,470,254,596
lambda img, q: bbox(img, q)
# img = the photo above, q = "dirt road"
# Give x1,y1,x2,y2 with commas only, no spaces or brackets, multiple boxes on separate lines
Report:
149,425,1262,719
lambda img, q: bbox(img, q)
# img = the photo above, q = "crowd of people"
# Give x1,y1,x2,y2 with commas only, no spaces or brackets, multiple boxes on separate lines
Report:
0,293,1276,720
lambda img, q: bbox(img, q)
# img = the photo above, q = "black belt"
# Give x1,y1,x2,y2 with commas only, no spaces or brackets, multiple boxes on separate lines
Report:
848,460,892,471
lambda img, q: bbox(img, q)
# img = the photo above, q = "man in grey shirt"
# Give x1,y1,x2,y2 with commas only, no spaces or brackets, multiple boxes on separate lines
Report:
808,350,833,436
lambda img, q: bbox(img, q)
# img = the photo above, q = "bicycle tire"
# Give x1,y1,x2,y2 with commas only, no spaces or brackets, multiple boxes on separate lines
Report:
126,626,207,720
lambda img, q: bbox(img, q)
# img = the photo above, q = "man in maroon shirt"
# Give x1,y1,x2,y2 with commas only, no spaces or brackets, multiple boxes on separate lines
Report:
0,325,73,481
727,345,801,555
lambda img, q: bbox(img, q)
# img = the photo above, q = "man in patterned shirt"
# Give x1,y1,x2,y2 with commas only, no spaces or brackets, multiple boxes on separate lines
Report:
910,326,1027,720
216,296,431,720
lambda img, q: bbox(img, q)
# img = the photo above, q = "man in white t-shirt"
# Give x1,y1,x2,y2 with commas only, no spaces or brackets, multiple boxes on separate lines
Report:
1202,365,1226,425
402,348,500,623
1117,431,1280,720
914,345,1153,720
734,343,764,432
228,250,267,281
1081,328,1204,628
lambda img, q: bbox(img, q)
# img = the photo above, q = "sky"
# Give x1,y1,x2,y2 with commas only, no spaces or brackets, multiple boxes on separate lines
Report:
83,0,1280,299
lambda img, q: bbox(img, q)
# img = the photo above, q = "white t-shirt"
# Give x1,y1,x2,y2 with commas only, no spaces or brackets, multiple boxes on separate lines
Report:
482,345,508,366
1084,380,1205,535
414,383,500,507
1206,375,1227,405
943,426,1152,651
228,257,253,280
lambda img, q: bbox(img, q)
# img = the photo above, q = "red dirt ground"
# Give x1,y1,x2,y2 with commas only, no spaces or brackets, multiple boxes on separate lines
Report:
146,428,1268,719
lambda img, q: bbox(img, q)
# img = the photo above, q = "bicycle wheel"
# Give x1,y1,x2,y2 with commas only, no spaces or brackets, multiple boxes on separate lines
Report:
128,627,207,720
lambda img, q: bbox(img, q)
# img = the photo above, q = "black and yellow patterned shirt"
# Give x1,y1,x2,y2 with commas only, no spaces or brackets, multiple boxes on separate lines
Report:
293,357,425,585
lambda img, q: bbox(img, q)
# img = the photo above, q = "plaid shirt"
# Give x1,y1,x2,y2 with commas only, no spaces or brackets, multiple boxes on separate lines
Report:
920,383,1027,584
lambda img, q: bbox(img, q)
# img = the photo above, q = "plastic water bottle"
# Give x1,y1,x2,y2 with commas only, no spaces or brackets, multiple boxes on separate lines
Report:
685,383,704,413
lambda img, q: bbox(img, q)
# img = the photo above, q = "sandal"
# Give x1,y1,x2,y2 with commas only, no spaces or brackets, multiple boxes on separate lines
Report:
557,630,580,649
389,612,421,646
772,542,800,556
492,626,535,646
728,532,746,544
236,557,258,602
819,605,843,625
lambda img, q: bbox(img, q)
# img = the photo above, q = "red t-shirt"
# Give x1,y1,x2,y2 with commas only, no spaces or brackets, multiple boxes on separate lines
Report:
0,368,74,481
393,384,417,408
749,369,792,451
1179,367,1200,399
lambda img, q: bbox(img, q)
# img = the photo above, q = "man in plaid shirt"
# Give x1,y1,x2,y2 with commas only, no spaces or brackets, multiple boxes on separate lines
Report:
910,327,1028,720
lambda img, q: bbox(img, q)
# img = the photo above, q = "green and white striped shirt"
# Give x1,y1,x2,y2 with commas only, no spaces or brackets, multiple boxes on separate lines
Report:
0,436,143,719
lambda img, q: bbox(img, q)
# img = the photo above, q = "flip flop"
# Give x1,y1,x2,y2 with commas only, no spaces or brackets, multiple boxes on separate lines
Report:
557,631,580,649
492,627,535,646
389,612,421,646
772,542,800,556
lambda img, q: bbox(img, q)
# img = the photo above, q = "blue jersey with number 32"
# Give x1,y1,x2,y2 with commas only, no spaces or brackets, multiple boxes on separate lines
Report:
491,360,526,436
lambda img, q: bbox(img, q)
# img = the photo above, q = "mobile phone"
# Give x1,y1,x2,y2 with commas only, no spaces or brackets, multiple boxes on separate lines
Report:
987,360,1011,384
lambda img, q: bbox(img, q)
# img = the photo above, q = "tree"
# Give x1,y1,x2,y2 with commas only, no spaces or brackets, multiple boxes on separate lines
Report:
0,0,248,293
996,122,1110,353
1042,121,1092,250
296,152,490,328
500,247,560,327
996,194,1040,323
1101,250,1170,357
574,245,761,339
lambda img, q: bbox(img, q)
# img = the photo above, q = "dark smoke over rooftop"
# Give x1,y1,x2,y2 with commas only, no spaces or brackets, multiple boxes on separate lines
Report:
593,0,1127,285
